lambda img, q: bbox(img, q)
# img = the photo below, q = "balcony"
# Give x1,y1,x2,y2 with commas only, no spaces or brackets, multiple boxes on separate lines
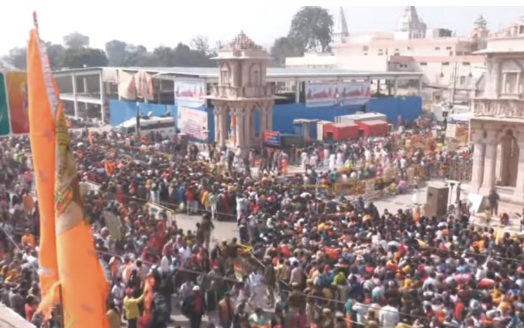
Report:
211,85,275,99
473,98,524,118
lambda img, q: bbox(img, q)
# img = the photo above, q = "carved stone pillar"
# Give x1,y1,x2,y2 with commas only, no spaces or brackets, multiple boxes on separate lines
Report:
214,106,221,143
234,107,246,151
470,132,486,193
216,105,228,148
514,138,524,202
266,103,273,131
481,131,498,194
249,107,256,147
260,106,267,137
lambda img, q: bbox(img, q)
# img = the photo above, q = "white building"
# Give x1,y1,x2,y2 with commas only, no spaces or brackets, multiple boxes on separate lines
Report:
470,15,524,210
286,7,491,103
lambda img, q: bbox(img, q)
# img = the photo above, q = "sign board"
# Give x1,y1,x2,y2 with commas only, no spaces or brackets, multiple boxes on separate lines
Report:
263,131,281,147
103,211,122,241
467,193,485,215
175,80,207,108
0,72,11,136
305,81,371,108
446,123,457,139
177,106,208,141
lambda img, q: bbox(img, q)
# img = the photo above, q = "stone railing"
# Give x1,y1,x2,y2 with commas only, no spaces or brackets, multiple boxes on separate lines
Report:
211,85,274,99
473,98,524,118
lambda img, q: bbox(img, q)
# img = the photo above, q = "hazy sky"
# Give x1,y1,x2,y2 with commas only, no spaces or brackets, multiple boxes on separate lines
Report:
1,3,523,56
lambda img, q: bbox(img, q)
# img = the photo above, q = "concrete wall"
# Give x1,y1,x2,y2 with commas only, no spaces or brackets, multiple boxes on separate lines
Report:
110,96,422,142
273,96,422,134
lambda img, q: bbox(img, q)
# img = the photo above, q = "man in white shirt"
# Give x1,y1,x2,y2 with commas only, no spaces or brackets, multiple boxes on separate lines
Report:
379,299,400,328
160,252,173,275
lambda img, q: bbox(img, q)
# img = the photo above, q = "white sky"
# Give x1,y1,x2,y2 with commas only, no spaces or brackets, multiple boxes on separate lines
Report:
1,2,523,55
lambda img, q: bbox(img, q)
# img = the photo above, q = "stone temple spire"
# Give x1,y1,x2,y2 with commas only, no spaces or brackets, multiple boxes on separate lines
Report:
396,6,427,39
333,7,350,44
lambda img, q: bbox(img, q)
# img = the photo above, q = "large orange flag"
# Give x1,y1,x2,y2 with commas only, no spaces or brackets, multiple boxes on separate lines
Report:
27,18,59,317
28,17,109,328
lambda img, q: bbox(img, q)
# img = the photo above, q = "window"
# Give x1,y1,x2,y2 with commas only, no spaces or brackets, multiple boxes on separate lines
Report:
363,46,369,51
364,53,368,56
504,72,519,94
395,48,399,52
407,46,412,51
435,47,441,50
394,53,400,56
378,53,383,56
460,76,466,85
443,62,450,66
446,47,452,50
520,26,524,34
220,69,230,86
463,62,471,66
420,62,427,66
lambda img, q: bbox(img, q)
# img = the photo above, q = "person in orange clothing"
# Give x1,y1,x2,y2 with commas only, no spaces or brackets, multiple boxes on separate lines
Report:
21,228,36,248
22,191,34,214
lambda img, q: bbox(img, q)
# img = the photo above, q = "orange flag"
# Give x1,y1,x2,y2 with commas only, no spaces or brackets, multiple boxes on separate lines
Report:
27,17,59,317
28,16,109,328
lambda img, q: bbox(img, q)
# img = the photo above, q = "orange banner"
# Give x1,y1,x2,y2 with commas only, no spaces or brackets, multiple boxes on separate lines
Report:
28,25,109,328
6,71,30,134
28,27,58,317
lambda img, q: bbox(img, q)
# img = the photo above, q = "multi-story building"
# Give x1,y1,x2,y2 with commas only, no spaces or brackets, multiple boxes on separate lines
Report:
286,6,491,104
470,15,524,211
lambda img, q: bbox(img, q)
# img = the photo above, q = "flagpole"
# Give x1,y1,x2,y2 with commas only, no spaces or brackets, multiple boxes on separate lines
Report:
33,11,66,328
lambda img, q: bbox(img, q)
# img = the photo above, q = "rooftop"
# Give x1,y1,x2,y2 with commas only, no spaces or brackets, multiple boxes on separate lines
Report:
54,66,423,81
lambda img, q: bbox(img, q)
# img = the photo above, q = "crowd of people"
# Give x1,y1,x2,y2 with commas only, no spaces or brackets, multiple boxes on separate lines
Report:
1,123,520,328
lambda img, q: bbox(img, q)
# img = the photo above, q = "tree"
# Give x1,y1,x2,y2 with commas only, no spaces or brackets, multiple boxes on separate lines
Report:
191,35,211,55
59,48,108,68
105,40,127,66
288,6,334,52
270,36,303,66
63,32,90,49
46,42,65,70
2,47,27,70
124,44,160,67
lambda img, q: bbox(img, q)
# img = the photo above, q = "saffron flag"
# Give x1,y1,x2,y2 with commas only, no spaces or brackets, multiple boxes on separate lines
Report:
28,19,109,328
27,21,59,317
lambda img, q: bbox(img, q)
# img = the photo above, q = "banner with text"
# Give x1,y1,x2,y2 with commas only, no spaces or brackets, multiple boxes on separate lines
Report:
177,106,208,141
175,79,207,108
263,131,281,147
305,81,372,107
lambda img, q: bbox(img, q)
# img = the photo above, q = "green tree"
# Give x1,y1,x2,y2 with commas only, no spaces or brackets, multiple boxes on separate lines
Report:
2,47,27,70
46,42,65,70
59,48,108,68
288,6,334,52
105,40,128,66
63,32,90,49
124,44,160,67
270,36,303,66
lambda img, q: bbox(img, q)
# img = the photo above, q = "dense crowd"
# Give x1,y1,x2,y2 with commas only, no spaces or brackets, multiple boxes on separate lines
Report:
1,125,520,328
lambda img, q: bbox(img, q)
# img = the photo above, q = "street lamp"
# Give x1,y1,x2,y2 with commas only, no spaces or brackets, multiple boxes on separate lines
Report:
136,101,141,137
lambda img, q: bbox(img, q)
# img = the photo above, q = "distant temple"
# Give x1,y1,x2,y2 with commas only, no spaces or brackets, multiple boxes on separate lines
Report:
333,7,350,44
395,6,427,39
